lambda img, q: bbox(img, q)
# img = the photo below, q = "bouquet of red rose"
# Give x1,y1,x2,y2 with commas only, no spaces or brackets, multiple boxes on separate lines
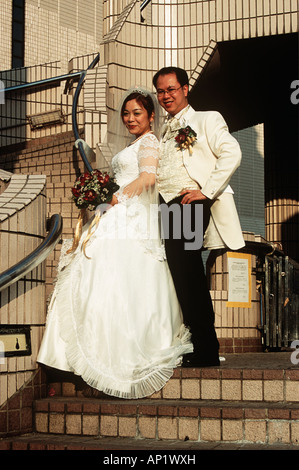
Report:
175,125,197,154
68,170,119,256
71,169,119,211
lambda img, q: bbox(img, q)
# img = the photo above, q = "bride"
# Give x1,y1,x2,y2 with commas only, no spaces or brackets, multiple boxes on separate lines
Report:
37,87,193,399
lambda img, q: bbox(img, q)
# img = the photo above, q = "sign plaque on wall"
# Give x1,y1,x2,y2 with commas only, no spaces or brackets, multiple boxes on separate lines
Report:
226,252,252,308
0,325,31,358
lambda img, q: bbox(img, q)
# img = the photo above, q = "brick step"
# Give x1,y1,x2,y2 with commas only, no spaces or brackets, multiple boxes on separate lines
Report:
47,364,299,403
1,432,298,451
33,397,299,446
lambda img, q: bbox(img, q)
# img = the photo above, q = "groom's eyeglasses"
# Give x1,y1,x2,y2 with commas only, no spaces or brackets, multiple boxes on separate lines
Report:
156,86,183,97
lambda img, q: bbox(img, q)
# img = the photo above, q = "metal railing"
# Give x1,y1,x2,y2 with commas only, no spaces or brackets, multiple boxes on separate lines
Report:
263,255,299,349
140,0,152,11
0,214,62,292
0,53,101,293
2,52,100,173
72,53,100,173
3,71,82,95
247,239,299,349
244,239,284,258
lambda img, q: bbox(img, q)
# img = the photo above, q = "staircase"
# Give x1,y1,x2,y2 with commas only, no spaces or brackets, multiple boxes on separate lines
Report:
1,352,299,450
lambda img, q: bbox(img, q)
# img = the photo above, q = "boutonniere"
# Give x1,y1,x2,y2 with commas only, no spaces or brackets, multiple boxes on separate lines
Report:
175,125,197,154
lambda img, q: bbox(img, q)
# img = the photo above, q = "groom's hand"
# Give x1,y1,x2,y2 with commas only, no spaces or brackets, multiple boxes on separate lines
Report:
180,189,208,204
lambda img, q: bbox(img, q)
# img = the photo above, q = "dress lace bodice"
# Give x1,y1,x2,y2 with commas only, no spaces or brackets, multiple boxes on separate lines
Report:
111,132,159,188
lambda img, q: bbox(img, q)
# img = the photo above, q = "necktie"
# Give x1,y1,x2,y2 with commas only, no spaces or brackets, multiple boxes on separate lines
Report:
161,116,181,140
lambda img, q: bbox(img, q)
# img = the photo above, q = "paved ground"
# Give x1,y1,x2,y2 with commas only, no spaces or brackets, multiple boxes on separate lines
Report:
2,432,299,452
219,351,299,369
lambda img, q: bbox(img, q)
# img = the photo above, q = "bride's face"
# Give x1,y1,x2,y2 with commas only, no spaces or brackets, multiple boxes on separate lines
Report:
122,99,154,138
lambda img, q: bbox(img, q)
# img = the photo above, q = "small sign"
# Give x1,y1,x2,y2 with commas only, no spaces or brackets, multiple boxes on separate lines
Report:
226,252,251,308
0,326,31,357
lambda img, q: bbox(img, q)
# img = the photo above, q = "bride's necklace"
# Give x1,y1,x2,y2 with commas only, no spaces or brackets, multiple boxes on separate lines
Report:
129,130,154,146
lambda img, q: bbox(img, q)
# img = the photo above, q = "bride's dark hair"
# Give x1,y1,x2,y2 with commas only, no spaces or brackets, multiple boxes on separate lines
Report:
100,87,161,158
121,92,155,120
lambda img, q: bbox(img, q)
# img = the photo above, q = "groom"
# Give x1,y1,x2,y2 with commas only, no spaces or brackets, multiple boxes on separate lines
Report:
153,66,245,367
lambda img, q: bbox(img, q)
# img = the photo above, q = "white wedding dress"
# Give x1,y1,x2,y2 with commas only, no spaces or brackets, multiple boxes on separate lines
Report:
37,132,193,399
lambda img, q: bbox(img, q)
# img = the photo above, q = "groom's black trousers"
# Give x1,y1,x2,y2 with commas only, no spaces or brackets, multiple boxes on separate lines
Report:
159,194,219,365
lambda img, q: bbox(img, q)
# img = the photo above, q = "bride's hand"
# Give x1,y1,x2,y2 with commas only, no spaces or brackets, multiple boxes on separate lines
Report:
122,181,138,198
123,173,155,198
109,194,119,206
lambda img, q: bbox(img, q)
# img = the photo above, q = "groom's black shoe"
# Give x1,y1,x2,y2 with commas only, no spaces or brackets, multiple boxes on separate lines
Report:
182,353,220,368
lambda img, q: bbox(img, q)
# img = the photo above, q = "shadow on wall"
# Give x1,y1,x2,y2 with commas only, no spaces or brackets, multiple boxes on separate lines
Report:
281,213,299,263
230,125,265,239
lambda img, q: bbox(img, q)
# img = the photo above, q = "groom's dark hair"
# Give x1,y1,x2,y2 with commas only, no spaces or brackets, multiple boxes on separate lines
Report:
153,67,189,89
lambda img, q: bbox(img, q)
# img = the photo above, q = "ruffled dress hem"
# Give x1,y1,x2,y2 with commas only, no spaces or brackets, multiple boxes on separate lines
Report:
47,252,193,400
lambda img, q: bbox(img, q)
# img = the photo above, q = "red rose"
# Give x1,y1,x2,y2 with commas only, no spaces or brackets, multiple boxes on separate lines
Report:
93,170,102,179
80,173,92,184
72,187,81,197
94,171,104,185
175,133,187,144
104,173,110,184
83,189,97,201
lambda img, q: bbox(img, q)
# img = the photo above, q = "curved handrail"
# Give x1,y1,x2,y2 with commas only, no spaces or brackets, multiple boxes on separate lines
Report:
0,214,63,292
72,53,100,173
140,0,152,11
3,71,82,94
244,240,284,257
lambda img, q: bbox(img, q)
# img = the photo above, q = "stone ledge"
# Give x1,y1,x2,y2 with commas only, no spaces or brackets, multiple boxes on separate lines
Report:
45,353,299,403
0,174,46,222
33,397,299,445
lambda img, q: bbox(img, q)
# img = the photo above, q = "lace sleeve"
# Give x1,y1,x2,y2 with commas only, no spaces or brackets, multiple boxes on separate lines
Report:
138,133,159,176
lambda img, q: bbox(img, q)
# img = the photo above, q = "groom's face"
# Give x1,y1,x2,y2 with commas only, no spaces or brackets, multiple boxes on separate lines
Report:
156,73,189,116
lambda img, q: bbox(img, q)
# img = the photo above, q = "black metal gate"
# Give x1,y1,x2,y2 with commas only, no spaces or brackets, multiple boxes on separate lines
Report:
263,255,299,348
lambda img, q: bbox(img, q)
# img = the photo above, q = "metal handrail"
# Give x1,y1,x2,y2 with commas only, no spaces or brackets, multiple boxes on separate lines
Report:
244,240,285,257
140,0,152,11
0,53,100,293
0,214,62,292
2,52,101,175
2,71,82,94
72,53,100,173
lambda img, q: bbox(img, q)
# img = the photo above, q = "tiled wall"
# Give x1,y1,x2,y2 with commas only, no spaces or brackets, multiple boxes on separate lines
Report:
103,0,298,110
207,232,263,353
0,0,103,80
0,0,12,71
0,61,82,148
1,130,86,300
0,124,87,437
0,171,48,436
0,368,46,438
24,0,103,68
0,174,47,397
0,3,298,410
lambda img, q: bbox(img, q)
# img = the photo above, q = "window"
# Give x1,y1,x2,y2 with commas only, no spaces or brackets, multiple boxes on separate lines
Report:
12,0,25,68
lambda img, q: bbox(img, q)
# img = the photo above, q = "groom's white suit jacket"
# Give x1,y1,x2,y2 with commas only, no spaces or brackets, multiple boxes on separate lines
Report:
159,106,245,251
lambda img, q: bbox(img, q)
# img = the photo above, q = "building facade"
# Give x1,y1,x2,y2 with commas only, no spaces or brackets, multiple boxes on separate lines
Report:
0,0,298,436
